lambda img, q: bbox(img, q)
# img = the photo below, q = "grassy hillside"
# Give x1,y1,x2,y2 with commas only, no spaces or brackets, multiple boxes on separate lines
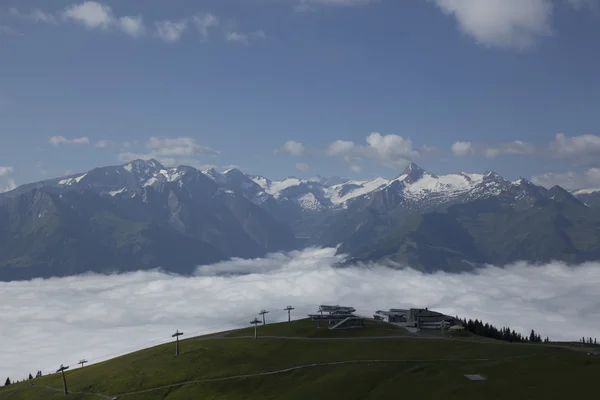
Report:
1,319,598,399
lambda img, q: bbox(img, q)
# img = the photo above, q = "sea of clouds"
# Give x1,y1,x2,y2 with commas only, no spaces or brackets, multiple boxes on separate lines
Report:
2,247,600,380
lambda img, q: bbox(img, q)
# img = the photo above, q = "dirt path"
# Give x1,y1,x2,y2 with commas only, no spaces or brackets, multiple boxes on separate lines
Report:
112,357,498,398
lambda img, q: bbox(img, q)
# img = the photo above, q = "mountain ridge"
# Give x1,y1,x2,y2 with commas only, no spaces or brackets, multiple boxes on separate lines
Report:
2,159,600,280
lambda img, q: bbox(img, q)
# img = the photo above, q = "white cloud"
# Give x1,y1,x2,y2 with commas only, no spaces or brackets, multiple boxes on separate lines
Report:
193,13,219,37
61,2,146,37
327,140,355,156
118,15,145,37
281,141,306,156
8,7,57,24
0,166,16,193
48,136,90,146
433,0,553,49
146,137,219,157
155,19,188,42
548,133,600,165
532,168,600,190
118,137,219,167
94,139,112,148
3,247,600,380
450,141,473,156
328,133,420,169
226,30,267,44
451,140,534,158
226,31,248,43
296,162,310,172
62,1,114,30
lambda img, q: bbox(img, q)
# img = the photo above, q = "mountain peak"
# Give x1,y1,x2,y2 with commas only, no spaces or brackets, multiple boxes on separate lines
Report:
399,162,426,183
124,158,164,171
404,162,424,173
223,167,244,175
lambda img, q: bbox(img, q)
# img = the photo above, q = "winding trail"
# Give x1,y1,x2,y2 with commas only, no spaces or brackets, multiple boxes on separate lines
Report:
113,357,499,398
13,332,586,399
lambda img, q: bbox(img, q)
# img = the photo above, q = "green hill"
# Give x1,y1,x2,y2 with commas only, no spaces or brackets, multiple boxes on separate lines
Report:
1,319,598,400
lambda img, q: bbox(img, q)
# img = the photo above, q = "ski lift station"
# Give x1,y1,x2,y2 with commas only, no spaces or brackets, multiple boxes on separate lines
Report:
374,308,458,330
308,305,365,330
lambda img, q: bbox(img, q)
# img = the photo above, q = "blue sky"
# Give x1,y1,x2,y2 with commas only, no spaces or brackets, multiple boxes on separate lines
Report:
1,0,600,191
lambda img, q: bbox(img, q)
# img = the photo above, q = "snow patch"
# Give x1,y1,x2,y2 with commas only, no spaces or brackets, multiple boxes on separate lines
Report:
402,173,485,200
143,177,158,187
109,188,126,196
297,192,323,211
573,188,600,196
326,178,389,205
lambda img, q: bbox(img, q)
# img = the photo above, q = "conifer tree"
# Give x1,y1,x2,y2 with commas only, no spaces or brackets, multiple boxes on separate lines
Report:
28,373,33,380
4,377,10,386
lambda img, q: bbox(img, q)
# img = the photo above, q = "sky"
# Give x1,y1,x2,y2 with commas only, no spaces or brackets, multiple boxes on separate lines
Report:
2,246,600,380
2,0,600,192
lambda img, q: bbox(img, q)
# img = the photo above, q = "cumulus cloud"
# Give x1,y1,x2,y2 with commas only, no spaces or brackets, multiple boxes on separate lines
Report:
48,136,90,146
327,140,355,156
296,162,310,172
0,165,17,193
327,133,420,169
59,1,146,37
155,19,188,42
118,15,145,38
3,247,600,380
450,141,473,156
451,140,535,158
432,0,553,49
118,137,219,167
193,13,219,38
548,133,600,165
62,1,114,30
280,140,306,156
532,168,600,190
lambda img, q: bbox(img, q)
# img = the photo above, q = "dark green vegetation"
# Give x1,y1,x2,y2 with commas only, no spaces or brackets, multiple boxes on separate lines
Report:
225,318,409,338
1,319,599,399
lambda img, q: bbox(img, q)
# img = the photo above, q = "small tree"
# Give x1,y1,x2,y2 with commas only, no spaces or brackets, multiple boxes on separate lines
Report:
28,373,33,380
4,377,10,386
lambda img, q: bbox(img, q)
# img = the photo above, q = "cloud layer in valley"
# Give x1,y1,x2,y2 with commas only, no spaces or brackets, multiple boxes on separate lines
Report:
2,247,600,380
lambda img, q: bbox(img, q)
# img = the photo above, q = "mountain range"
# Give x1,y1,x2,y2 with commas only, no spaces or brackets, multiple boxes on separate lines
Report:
2,159,600,281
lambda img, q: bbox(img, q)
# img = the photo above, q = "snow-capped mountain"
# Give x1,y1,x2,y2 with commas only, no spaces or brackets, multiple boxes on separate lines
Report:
4,158,600,281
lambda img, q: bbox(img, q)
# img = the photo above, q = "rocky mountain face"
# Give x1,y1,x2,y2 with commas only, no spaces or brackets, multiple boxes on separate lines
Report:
2,159,600,280
0,160,296,281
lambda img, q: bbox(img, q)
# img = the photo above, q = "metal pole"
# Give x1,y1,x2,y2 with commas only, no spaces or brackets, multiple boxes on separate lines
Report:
56,365,69,396
172,330,184,356
250,318,260,339
285,306,294,322
61,370,67,395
